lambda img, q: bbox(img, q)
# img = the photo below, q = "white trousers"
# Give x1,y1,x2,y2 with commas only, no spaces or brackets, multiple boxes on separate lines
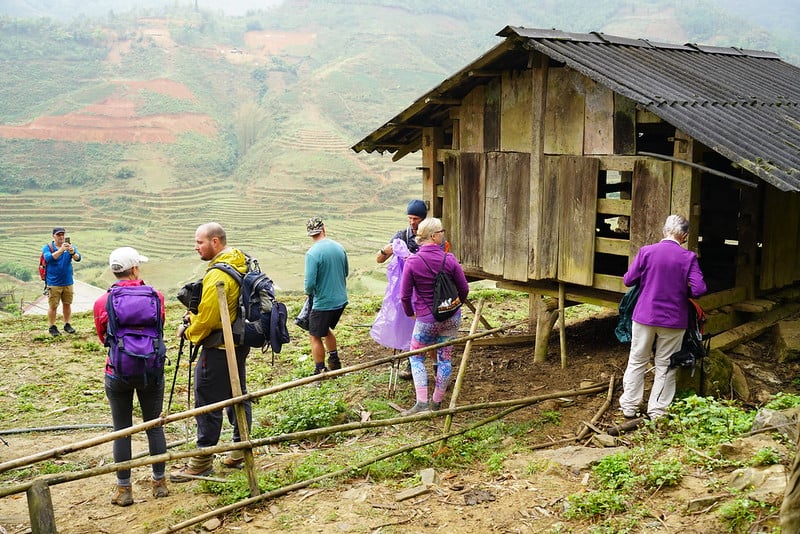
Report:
619,321,685,419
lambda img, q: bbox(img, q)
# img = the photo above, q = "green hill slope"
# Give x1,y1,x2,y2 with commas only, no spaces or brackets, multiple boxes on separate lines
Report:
1,0,798,306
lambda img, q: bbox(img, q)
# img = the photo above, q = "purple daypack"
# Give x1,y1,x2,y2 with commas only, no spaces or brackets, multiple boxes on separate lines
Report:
105,285,167,379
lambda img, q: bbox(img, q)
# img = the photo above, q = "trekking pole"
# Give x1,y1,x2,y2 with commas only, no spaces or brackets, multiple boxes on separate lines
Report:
388,349,399,399
166,335,185,414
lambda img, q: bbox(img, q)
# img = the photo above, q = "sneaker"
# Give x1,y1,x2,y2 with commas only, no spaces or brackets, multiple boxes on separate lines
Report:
400,402,430,416
63,323,76,334
169,464,214,483
152,478,169,498
431,401,442,411
398,362,413,381
111,485,133,506
48,325,61,337
327,355,341,371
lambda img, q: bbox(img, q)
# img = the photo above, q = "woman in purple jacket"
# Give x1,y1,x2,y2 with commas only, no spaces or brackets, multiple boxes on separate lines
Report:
619,214,707,420
399,218,470,415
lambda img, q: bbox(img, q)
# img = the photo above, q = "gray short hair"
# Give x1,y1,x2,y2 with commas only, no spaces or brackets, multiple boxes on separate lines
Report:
663,214,689,238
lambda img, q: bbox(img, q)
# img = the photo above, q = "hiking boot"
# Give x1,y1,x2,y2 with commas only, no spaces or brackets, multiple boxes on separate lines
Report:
63,323,76,334
152,478,169,498
399,362,412,381
431,401,442,411
169,464,214,483
400,402,429,416
111,485,133,506
48,325,61,337
222,456,245,469
327,354,341,371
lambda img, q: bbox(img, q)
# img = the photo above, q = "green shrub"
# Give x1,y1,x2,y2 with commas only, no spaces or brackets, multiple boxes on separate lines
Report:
718,498,775,534
255,386,347,436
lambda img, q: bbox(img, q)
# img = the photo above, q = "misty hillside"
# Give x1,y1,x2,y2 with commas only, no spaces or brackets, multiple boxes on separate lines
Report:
0,0,798,303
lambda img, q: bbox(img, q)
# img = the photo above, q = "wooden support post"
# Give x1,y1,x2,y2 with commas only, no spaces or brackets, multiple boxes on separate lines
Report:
559,283,567,368
443,299,484,436
464,298,496,334
27,479,57,534
215,282,260,498
533,294,559,363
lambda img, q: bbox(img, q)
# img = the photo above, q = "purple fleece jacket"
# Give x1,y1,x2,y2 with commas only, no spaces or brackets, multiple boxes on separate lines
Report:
400,243,470,322
623,239,707,329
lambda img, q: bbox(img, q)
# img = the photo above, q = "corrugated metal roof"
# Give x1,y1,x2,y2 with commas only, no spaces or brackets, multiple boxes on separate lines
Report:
353,26,800,192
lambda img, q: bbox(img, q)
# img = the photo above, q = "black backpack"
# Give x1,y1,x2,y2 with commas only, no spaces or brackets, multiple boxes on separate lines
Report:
669,299,709,376
420,253,462,321
211,256,290,354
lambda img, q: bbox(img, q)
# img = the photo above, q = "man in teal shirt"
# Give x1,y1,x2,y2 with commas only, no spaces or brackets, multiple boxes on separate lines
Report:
304,216,349,375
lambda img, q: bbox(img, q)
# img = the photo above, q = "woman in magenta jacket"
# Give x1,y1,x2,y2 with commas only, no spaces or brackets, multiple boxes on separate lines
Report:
619,214,707,420
399,217,470,416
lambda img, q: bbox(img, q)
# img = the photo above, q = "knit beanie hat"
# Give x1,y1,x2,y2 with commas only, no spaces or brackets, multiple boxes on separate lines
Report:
406,199,427,218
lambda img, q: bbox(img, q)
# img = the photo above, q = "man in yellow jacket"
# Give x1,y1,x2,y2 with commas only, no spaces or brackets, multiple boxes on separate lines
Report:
171,222,251,481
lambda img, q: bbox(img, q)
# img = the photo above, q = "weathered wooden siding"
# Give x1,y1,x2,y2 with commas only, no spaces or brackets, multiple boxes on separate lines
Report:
761,185,800,289
500,70,533,153
484,79,501,152
483,154,507,276
544,68,585,155
556,156,599,285
502,152,530,281
443,153,461,259
630,159,672,254
536,156,561,279
460,153,484,269
460,86,485,153
613,95,637,155
584,80,614,155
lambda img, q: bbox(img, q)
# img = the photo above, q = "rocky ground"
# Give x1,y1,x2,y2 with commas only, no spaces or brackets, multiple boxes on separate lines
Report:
1,310,798,533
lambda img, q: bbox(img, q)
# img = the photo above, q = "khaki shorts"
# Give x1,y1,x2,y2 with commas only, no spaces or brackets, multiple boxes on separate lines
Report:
48,285,74,309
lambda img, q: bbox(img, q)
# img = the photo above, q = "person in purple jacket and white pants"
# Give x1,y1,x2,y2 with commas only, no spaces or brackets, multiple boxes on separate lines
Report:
399,218,469,416
619,214,707,420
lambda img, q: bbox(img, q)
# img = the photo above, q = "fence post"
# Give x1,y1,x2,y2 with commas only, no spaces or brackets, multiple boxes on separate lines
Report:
27,479,57,533
216,281,260,498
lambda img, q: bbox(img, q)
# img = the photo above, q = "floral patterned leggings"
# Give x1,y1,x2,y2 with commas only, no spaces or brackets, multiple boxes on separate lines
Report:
407,313,461,404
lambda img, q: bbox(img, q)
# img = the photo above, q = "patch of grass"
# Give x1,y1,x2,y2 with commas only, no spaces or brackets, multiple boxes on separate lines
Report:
563,488,628,519
718,497,777,534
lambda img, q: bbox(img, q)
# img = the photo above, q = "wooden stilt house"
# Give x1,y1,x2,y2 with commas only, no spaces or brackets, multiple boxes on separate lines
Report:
354,27,800,349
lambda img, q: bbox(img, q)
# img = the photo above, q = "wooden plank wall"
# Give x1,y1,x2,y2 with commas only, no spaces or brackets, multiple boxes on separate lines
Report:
460,153,485,269
761,185,800,289
483,154,508,276
460,86,485,153
500,70,533,152
613,95,637,155
443,153,461,259
557,156,598,285
583,79,614,155
537,157,561,279
629,159,672,254
544,68,585,155
484,78,501,152
502,152,531,281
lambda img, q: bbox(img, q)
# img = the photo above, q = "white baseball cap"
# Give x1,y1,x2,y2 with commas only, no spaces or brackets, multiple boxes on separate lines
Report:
109,247,149,273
